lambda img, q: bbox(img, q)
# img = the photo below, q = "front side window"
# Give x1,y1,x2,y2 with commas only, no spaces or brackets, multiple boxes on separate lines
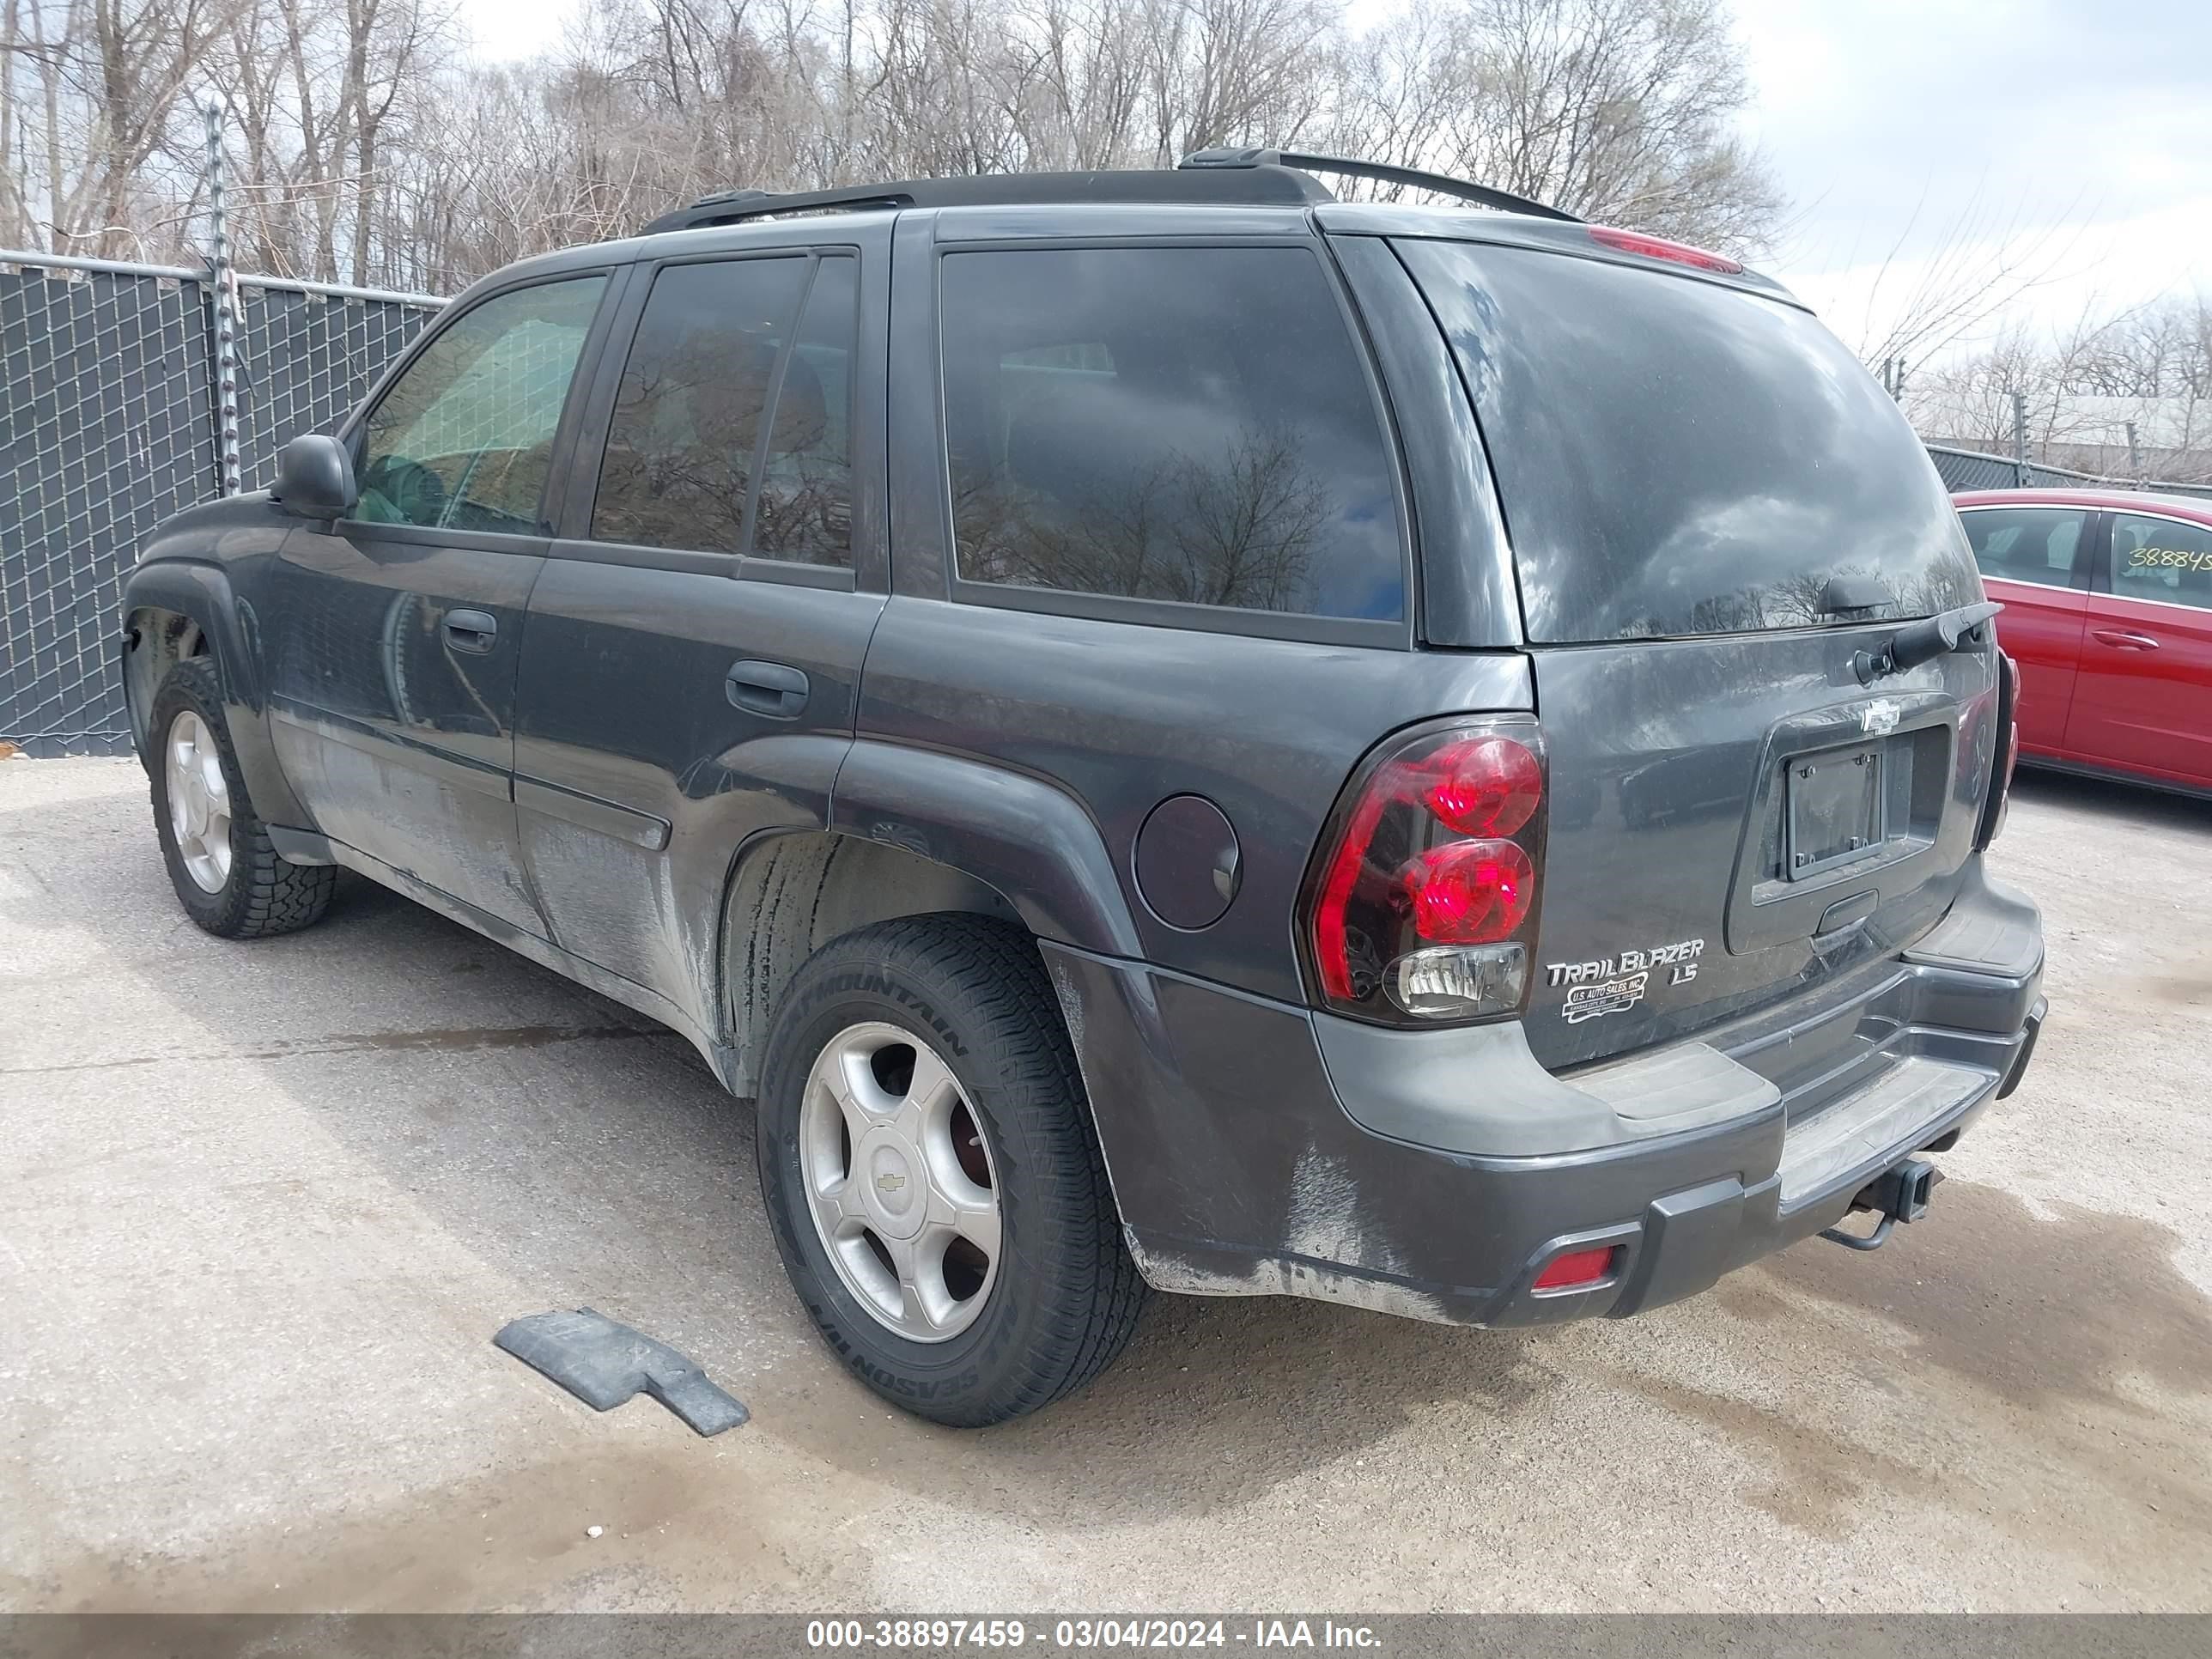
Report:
591,253,856,567
2111,513,2212,611
939,246,1405,622
1960,507,2087,587
357,276,605,532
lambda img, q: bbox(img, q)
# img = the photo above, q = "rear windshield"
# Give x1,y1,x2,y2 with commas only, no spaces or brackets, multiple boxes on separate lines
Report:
1394,239,1979,643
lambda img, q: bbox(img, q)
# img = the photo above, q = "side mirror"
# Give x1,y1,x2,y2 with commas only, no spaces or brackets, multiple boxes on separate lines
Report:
272,434,358,520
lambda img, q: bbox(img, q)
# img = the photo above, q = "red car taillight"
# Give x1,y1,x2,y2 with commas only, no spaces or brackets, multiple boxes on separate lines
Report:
1977,653,2021,849
1306,719,1547,1024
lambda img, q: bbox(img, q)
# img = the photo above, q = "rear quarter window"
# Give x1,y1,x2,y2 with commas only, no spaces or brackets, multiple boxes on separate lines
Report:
938,246,1406,623
1395,239,1980,642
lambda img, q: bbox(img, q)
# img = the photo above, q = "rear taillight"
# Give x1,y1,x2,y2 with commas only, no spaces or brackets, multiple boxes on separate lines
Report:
1305,718,1547,1024
1977,653,2021,848
1588,225,1744,275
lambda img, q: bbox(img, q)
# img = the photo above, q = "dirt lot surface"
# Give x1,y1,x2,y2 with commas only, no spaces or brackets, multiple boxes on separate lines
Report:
3,757,2209,1613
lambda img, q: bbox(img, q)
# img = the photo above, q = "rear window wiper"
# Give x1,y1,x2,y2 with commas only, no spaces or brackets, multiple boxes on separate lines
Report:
1852,601,2002,685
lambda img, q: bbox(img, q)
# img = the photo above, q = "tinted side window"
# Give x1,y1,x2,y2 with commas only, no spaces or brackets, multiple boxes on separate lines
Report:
2112,514,2212,611
1960,507,2086,587
358,276,605,532
939,246,1404,622
753,256,857,568
591,256,809,555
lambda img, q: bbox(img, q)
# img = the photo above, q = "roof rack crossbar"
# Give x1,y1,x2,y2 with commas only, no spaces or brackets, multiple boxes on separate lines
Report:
1178,147,1581,223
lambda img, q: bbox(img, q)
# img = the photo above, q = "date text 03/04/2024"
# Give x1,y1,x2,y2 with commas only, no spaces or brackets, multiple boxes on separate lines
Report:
804,1620,1384,1650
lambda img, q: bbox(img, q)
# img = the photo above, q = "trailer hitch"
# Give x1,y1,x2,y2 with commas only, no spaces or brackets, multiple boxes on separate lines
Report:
1820,1157,1943,1252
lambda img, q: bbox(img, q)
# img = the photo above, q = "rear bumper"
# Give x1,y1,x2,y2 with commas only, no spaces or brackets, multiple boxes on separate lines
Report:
1045,866,2043,1328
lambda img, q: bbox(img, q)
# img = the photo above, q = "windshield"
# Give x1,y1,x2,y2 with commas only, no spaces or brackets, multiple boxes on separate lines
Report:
1394,238,1980,643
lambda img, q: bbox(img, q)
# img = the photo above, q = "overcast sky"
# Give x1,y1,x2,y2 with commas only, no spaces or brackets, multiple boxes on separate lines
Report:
458,0,2211,360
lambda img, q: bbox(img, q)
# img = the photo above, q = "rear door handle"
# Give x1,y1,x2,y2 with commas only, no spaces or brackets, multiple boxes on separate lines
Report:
726,659,810,719
2093,628,2160,651
444,609,498,653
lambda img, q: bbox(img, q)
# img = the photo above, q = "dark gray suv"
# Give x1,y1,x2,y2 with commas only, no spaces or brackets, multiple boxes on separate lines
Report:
122,151,2046,1425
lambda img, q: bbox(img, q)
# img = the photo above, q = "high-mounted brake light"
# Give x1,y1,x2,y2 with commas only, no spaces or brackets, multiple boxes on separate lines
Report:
1588,225,1744,276
1306,719,1547,1024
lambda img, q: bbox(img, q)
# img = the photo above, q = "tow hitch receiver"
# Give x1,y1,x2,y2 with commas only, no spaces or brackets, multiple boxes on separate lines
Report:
1820,1157,1943,1253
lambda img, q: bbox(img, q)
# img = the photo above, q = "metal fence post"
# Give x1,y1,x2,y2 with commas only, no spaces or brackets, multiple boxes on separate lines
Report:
204,102,242,497
2011,391,2029,487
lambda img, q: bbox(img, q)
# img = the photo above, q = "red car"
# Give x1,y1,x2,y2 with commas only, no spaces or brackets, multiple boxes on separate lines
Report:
1954,488,2212,794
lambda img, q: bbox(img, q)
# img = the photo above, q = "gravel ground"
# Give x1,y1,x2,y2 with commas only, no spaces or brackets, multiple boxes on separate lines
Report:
2,755,2208,1613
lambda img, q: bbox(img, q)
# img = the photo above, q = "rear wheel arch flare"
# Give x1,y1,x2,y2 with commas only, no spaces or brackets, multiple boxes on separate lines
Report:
715,830,1025,1094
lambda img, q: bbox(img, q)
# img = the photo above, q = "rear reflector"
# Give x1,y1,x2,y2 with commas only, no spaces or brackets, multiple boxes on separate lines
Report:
1588,225,1744,275
1533,1245,1617,1291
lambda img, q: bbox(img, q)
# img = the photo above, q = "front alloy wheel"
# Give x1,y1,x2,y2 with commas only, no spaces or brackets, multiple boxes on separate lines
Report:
165,710,234,893
145,658,335,939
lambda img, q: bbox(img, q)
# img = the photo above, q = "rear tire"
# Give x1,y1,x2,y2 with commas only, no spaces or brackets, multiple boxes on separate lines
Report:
148,659,336,939
756,915,1146,1425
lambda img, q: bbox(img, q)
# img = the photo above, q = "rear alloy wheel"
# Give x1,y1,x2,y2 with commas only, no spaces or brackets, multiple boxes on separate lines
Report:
147,659,336,939
757,915,1146,1425
798,1020,1004,1342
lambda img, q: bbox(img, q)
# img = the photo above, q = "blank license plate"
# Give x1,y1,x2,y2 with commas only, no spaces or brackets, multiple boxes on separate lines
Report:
1785,745,1885,880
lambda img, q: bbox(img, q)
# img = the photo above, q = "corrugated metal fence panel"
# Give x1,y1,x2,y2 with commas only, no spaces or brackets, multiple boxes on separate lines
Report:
1,266,214,757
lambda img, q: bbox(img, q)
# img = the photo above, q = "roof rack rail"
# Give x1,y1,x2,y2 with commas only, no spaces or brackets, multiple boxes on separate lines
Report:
1178,148,1581,223
640,149,1574,235
641,165,1330,234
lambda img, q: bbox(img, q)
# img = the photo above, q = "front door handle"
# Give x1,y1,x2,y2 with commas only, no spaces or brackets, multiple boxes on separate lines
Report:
726,659,810,719
444,609,498,653
2093,628,2160,651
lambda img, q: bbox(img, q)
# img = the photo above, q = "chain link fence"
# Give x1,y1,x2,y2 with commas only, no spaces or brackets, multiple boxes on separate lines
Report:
1,252,438,757
1927,441,2212,501
8,252,2212,759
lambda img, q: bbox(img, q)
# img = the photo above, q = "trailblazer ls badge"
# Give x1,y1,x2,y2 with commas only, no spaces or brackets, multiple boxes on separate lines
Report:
1547,939,1705,1023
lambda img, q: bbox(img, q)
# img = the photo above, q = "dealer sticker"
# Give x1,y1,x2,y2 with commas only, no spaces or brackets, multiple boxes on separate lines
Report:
1547,938,1705,1021
1562,971,1650,1023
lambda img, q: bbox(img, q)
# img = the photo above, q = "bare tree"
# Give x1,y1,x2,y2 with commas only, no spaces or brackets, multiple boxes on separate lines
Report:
1823,185,2091,382
1906,292,2212,483
1329,0,1780,252
1,0,246,256
3,0,1789,282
